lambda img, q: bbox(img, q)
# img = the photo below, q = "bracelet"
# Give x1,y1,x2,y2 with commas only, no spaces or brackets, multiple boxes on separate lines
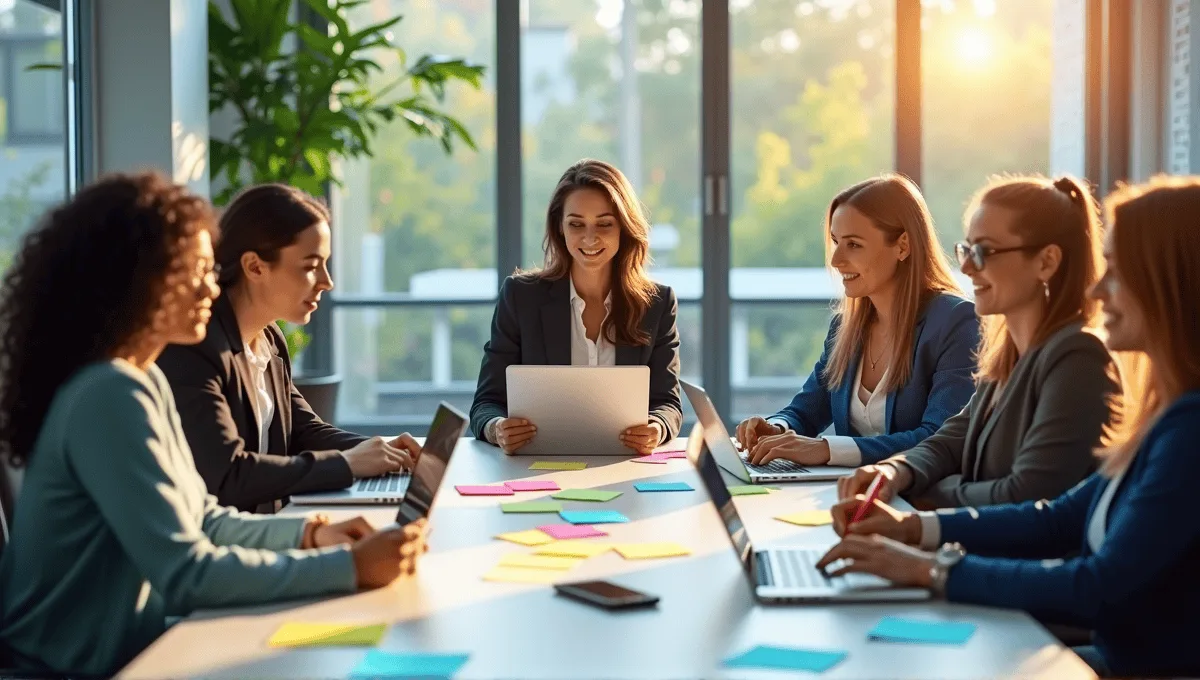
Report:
301,513,332,549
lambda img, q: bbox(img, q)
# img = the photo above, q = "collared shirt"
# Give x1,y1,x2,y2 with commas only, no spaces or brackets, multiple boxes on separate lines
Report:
1087,467,1126,553
235,332,275,454
569,277,616,367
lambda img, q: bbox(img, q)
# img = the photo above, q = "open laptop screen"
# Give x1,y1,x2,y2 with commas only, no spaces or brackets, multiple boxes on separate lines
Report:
394,402,467,526
688,424,754,574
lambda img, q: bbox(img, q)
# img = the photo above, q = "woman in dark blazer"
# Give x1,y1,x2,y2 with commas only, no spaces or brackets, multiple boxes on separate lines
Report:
158,184,420,513
736,175,979,468
470,159,681,455
819,175,1200,679
839,175,1121,509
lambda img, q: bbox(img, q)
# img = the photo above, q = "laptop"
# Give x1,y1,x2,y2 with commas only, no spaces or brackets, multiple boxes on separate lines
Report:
289,402,467,505
687,424,930,603
506,365,649,456
681,380,855,483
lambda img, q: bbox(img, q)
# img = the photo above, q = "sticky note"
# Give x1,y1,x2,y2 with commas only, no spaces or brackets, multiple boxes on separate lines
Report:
559,510,629,525
495,529,554,546
614,542,691,559
350,650,470,679
537,523,608,540
661,450,688,459
530,461,587,471
722,645,848,673
497,553,582,570
482,566,561,584
267,622,387,648
505,480,561,492
775,510,833,527
868,617,977,645
631,455,670,464
454,485,514,496
552,489,622,502
634,482,694,492
728,485,771,496
500,501,563,514
535,541,613,558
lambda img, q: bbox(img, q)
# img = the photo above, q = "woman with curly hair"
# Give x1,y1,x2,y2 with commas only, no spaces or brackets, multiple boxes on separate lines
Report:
0,173,427,676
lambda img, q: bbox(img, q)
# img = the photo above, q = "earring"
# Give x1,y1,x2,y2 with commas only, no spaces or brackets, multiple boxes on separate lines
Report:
1042,280,1050,303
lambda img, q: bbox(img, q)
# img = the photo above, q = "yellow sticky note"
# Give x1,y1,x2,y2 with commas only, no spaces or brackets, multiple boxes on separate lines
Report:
497,553,582,570
482,566,562,584
535,541,613,558
614,542,692,560
267,622,386,648
530,460,588,471
495,529,554,546
776,510,833,527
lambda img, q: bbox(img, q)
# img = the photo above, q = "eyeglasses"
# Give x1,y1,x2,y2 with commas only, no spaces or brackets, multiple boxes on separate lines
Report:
954,242,1044,271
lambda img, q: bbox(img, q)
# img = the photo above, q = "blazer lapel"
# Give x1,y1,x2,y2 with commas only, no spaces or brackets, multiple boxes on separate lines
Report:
973,380,1013,478
541,278,572,365
832,353,859,435
266,354,291,454
887,311,931,434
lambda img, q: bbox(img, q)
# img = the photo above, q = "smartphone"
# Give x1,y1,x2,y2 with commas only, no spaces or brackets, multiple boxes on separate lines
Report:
554,580,660,610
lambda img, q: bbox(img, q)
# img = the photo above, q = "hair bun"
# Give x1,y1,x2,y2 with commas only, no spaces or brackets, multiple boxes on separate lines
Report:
1053,176,1083,203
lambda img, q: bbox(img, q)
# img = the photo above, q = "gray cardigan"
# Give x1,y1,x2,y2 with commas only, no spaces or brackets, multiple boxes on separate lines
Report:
887,323,1121,508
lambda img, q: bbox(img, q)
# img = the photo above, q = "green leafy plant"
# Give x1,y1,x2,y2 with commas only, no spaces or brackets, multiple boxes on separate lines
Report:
277,320,311,361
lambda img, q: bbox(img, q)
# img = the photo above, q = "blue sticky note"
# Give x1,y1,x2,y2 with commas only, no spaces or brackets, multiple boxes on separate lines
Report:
350,650,470,678
868,617,977,645
722,645,847,673
559,509,630,524
634,482,694,492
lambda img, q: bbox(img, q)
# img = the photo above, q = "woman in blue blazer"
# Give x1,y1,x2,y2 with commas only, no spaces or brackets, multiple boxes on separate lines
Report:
818,175,1200,678
736,175,979,468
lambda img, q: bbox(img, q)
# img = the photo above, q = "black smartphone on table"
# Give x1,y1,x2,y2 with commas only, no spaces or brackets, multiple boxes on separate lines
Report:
554,580,660,610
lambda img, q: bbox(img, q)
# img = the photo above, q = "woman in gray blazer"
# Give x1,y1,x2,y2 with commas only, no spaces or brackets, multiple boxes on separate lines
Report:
839,175,1121,509
470,159,682,455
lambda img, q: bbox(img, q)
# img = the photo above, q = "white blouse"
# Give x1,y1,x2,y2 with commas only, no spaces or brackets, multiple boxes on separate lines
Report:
569,277,615,367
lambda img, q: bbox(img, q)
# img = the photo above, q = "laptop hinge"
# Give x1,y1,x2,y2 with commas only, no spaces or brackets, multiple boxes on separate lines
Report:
755,551,774,587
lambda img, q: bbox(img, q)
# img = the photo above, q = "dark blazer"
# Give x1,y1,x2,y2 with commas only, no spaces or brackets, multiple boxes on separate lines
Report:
769,293,980,465
469,275,682,446
937,391,1200,678
157,295,365,513
888,322,1121,508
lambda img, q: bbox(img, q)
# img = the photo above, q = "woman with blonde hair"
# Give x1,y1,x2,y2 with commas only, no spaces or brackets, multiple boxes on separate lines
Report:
470,159,681,455
737,174,979,469
818,174,1200,678
840,174,1121,508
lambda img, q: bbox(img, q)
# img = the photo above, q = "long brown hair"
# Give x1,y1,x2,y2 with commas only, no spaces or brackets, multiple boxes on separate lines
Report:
525,159,657,346
1098,176,1200,473
969,175,1104,385
823,174,963,393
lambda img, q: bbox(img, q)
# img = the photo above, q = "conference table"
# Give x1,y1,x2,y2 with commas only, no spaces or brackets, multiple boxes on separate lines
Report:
119,438,1096,679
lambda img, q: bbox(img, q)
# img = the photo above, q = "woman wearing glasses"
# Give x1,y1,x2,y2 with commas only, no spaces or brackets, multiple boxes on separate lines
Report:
839,175,1121,509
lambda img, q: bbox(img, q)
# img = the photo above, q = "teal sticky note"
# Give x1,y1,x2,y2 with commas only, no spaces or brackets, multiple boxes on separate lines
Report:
350,650,470,678
868,617,977,645
633,482,694,492
722,645,847,673
559,510,629,524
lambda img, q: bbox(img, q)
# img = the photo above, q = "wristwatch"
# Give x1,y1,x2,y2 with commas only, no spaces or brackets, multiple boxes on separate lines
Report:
929,542,966,597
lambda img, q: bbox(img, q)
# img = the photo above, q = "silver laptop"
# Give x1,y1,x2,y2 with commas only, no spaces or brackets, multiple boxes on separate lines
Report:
506,365,649,456
687,424,930,603
289,402,467,505
681,380,855,483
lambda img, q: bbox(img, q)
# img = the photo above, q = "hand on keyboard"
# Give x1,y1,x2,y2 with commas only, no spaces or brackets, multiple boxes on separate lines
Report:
745,431,832,467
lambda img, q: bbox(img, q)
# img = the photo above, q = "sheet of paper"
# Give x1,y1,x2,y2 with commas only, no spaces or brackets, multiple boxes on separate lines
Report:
534,540,613,558
633,482,694,492
482,566,561,584
631,454,670,464
497,553,582,570
775,510,833,527
454,485,514,496
350,650,470,679
614,542,692,559
537,523,609,540
868,617,978,645
551,489,622,502
558,510,629,525
529,461,587,471
722,645,848,673
727,485,771,496
500,501,563,514
267,622,387,648
494,529,555,546
504,480,561,492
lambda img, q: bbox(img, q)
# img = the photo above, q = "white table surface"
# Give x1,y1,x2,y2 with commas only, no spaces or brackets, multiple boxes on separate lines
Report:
119,438,1095,679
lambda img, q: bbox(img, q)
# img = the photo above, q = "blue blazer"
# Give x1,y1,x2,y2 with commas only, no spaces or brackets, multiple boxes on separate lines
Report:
769,293,980,464
938,391,1200,678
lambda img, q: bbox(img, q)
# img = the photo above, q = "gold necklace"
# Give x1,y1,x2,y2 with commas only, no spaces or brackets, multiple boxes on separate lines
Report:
867,331,890,370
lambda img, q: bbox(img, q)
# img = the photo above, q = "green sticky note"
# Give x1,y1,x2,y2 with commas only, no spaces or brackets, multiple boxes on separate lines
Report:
500,500,564,514
529,461,588,471
552,489,623,502
728,485,772,496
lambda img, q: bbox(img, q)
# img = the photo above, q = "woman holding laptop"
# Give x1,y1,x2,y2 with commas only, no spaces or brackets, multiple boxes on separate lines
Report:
470,159,682,455
735,174,979,469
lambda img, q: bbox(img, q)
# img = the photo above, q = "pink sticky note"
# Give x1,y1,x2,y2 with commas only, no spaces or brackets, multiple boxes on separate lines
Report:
504,480,561,492
661,451,688,459
536,523,608,540
632,454,670,464
455,485,515,496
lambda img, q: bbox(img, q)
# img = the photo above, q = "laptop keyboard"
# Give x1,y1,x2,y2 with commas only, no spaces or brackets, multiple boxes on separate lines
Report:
354,471,411,494
740,453,809,475
761,549,832,589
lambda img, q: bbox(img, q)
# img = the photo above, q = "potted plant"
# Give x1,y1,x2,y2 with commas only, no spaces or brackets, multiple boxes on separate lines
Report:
208,0,483,421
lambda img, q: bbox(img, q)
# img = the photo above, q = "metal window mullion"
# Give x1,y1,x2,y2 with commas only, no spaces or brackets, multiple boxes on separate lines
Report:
496,0,522,287
895,0,921,186
701,0,732,424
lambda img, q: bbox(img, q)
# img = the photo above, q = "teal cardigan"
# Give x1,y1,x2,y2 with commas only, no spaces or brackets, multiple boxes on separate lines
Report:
0,361,357,676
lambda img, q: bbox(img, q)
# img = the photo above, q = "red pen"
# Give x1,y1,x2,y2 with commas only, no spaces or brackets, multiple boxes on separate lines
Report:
849,472,886,526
